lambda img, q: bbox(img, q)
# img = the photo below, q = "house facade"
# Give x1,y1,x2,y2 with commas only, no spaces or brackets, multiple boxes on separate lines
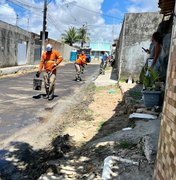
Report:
115,12,163,79
0,20,74,68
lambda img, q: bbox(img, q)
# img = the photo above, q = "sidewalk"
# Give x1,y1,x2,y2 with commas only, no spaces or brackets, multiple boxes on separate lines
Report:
0,62,68,76
94,68,118,86
0,65,38,76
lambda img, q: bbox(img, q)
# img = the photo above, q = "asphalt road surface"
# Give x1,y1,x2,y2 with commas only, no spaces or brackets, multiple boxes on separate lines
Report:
0,63,99,142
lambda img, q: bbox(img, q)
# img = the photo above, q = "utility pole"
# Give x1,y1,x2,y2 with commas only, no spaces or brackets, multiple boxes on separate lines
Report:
42,0,47,53
16,14,19,26
27,18,29,31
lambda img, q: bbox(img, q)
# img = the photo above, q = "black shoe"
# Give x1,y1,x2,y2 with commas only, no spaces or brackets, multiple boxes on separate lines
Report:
48,95,54,101
77,77,82,81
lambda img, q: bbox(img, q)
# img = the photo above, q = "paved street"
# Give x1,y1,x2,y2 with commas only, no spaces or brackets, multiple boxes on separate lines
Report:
0,63,99,142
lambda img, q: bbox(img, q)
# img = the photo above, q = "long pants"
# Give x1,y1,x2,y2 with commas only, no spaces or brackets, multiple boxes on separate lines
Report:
74,63,82,79
100,61,107,74
43,71,56,96
80,64,85,74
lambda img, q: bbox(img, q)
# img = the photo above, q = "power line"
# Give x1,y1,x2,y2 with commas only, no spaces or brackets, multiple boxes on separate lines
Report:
72,4,122,20
65,4,77,22
6,0,42,10
47,0,53,5
47,14,63,34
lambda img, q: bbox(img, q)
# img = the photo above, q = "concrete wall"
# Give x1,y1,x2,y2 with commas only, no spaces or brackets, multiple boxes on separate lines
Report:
45,39,76,61
0,20,76,68
116,12,163,79
0,20,35,67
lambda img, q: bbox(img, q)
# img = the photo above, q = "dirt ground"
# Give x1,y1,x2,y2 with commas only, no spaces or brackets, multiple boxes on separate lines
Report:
62,84,128,146
0,80,154,179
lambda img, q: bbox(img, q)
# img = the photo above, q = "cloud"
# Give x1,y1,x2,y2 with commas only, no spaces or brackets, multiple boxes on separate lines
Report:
127,0,159,13
0,3,16,24
0,0,159,43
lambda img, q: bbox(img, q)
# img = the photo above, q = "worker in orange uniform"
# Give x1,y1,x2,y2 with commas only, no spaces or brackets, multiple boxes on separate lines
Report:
36,44,63,100
74,51,87,81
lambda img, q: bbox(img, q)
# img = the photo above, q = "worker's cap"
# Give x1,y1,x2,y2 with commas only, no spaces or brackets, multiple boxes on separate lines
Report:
46,44,53,52
81,50,85,54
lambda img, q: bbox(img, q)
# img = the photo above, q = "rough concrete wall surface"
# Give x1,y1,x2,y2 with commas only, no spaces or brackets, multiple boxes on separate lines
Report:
0,19,74,68
119,12,163,78
45,40,75,61
115,19,124,79
63,43,77,61
0,20,34,68
154,13,176,180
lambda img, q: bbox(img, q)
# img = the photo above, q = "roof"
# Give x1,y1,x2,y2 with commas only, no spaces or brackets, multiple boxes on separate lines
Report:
158,0,175,15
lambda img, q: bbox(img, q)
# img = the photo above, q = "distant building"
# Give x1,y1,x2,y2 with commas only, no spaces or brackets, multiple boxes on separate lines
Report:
89,42,111,60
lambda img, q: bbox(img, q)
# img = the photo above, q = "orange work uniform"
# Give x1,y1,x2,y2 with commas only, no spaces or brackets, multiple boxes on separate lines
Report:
39,50,63,72
75,54,86,65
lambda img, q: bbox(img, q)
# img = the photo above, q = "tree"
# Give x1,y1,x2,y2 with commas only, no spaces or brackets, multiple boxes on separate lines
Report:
77,25,90,48
61,27,79,46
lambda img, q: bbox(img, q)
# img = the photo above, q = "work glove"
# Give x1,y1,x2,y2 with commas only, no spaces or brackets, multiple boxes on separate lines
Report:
36,71,40,78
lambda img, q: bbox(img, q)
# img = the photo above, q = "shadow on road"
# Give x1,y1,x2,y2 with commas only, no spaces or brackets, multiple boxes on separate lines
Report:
0,135,72,179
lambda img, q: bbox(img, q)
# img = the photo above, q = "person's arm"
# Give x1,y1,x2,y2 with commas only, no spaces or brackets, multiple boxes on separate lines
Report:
38,53,45,72
55,51,63,65
152,43,161,66
36,53,44,77
82,54,87,64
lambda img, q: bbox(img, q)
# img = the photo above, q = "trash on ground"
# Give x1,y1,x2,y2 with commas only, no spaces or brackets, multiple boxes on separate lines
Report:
102,156,139,180
122,127,132,131
108,89,116,94
129,113,157,120
136,108,159,115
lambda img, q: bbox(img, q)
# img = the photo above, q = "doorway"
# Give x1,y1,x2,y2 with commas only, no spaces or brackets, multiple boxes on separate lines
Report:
17,41,27,65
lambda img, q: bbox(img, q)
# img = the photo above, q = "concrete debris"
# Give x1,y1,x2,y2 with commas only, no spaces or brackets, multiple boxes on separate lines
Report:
139,135,155,163
136,108,159,116
122,127,132,131
129,113,157,120
102,156,139,180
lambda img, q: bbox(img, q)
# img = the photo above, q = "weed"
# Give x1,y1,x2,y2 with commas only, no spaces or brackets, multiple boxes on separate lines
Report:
97,120,106,131
87,83,96,91
128,90,142,100
119,141,135,149
119,79,126,83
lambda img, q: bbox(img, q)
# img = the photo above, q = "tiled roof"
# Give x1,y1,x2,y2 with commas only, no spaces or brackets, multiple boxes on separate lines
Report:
158,0,175,15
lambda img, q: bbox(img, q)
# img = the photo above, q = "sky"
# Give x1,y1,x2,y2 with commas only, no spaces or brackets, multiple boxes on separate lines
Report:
0,0,159,43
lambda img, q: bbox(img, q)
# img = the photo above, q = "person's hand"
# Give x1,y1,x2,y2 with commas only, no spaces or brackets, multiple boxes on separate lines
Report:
53,63,58,69
145,49,150,54
36,71,40,78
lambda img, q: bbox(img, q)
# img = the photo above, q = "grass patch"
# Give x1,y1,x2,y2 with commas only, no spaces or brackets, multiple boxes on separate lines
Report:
128,90,142,100
97,120,106,131
95,85,120,92
87,83,96,91
119,78,126,83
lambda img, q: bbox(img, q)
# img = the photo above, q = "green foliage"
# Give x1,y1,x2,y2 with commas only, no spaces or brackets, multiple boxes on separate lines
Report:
61,27,79,46
61,25,90,47
119,141,135,149
143,68,159,90
128,90,142,100
77,26,90,47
